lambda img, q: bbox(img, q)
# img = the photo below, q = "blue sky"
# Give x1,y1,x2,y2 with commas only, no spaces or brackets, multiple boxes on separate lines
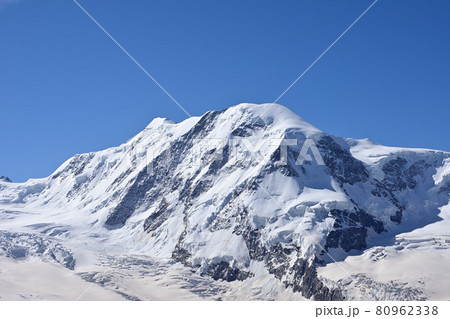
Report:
1,0,449,182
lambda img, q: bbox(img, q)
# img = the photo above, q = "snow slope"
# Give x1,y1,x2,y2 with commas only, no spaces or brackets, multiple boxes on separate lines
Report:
0,103,449,300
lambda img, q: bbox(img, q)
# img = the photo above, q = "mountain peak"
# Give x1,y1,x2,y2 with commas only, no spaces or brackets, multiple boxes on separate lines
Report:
214,103,322,138
0,176,12,183
229,103,309,123
146,117,176,128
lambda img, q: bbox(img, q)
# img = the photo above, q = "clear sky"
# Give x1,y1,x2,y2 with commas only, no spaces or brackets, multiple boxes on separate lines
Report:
1,0,449,182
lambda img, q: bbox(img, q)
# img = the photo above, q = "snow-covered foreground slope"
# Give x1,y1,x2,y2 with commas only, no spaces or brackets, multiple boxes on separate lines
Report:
0,103,449,300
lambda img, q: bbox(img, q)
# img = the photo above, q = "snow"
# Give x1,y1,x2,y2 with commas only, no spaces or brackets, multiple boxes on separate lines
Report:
317,246,450,300
187,230,250,267
317,200,450,300
433,158,450,185
346,137,438,165
297,187,348,205
228,103,322,138
0,257,124,301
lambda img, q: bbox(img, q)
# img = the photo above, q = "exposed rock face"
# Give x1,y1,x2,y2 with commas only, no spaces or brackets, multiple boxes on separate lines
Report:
206,261,252,282
316,136,369,186
326,209,384,252
288,258,343,301
105,110,225,227
381,157,425,191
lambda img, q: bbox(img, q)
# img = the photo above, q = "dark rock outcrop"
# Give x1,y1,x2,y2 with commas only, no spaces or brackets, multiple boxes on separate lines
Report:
317,136,369,185
206,261,252,282
326,209,384,252
0,176,12,183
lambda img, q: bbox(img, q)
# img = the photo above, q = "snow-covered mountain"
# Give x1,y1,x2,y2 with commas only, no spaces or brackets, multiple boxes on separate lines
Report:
1,103,449,300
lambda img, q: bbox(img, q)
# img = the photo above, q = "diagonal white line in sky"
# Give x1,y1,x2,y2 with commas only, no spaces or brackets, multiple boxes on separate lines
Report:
257,0,379,122
72,0,192,118
273,0,378,104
